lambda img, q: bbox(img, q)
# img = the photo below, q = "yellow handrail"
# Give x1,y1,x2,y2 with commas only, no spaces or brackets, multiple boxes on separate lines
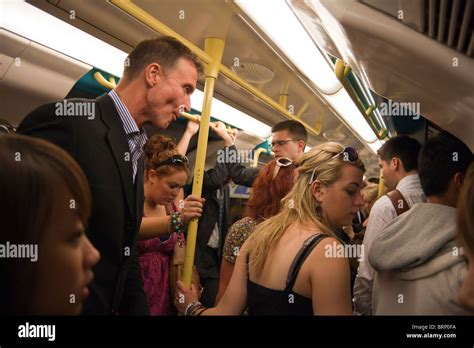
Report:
109,76,117,86
314,108,323,135
93,71,116,89
182,38,225,287
180,112,201,123
219,65,321,136
180,112,234,134
334,59,383,140
252,147,268,168
296,102,309,118
110,0,213,64
377,168,386,198
279,94,287,109
109,0,322,136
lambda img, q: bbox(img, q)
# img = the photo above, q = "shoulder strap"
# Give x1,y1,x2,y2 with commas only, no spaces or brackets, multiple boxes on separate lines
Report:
386,189,410,216
285,234,328,292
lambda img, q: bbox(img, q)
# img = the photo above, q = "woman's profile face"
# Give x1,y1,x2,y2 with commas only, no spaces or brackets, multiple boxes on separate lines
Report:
147,169,188,205
31,186,100,315
315,163,365,228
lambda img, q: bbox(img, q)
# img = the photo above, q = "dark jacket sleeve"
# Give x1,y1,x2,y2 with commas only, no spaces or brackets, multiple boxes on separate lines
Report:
194,145,259,196
118,246,149,315
17,102,77,157
200,158,230,196
224,146,260,187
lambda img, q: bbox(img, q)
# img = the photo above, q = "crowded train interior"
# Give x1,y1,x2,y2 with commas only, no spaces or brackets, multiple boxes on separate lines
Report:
1,0,473,344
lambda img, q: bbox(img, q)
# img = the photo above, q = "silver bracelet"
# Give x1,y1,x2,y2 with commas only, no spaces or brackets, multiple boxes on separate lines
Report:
184,300,201,316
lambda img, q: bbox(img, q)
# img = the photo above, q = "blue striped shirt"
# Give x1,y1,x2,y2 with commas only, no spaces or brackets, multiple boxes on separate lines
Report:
108,90,148,183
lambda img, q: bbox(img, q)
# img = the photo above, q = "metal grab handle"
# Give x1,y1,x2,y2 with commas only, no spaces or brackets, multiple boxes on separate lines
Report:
180,112,235,134
93,71,116,89
252,147,269,168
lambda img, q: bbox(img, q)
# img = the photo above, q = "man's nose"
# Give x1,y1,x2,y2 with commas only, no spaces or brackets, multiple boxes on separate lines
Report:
181,94,191,113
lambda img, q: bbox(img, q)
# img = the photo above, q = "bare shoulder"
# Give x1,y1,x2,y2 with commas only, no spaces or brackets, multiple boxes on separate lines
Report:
309,235,348,264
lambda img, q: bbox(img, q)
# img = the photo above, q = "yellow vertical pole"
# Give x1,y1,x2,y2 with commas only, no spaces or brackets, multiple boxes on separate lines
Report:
377,168,385,198
279,94,288,109
296,102,309,118
314,108,323,134
183,38,225,287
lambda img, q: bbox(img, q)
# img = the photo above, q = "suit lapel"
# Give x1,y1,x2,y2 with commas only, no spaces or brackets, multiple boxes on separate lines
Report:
96,94,134,217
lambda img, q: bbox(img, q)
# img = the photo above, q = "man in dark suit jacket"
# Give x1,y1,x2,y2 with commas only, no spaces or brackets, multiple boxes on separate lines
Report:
18,37,203,315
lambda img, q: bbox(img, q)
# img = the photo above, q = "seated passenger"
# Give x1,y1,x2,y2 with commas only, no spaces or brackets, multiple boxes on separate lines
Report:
369,133,473,315
174,143,365,315
353,135,425,315
0,134,100,315
457,162,474,311
216,157,297,303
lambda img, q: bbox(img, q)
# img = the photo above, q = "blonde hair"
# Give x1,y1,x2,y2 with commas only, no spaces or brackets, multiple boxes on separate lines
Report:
361,183,379,215
458,162,474,256
245,142,365,275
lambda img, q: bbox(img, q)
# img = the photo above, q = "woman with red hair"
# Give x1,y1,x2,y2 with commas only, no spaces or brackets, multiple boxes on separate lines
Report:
215,158,297,303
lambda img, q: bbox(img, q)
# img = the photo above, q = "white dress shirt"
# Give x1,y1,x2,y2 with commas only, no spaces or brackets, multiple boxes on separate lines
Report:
353,174,426,315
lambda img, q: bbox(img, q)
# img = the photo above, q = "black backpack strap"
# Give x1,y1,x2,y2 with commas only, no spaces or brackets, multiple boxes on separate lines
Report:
284,233,328,292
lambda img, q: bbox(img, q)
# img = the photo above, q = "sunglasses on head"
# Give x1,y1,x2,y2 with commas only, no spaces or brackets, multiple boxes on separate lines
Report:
273,157,293,179
155,155,189,168
308,147,359,185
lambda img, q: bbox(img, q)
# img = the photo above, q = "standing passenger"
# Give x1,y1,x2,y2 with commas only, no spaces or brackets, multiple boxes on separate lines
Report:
369,133,473,314
138,134,204,315
216,158,297,303
353,135,425,315
18,37,203,315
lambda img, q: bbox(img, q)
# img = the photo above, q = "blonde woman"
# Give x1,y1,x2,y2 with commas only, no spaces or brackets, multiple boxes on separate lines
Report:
360,183,379,227
175,142,365,315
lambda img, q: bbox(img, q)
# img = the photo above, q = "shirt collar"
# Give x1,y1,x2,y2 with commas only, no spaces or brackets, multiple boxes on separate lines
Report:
396,173,421,190
108,89,144,137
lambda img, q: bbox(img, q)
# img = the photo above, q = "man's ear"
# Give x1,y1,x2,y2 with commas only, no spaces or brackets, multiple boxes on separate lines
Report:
391,157,400,171
310,180,324,203
454,172,464,190
298,140,306,153
145,63,164,87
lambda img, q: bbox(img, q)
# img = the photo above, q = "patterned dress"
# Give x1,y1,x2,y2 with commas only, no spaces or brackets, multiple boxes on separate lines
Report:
138,204,182,315
223,217,261,264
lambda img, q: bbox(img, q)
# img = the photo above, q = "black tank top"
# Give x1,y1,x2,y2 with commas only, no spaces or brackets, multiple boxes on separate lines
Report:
246,233,328,315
